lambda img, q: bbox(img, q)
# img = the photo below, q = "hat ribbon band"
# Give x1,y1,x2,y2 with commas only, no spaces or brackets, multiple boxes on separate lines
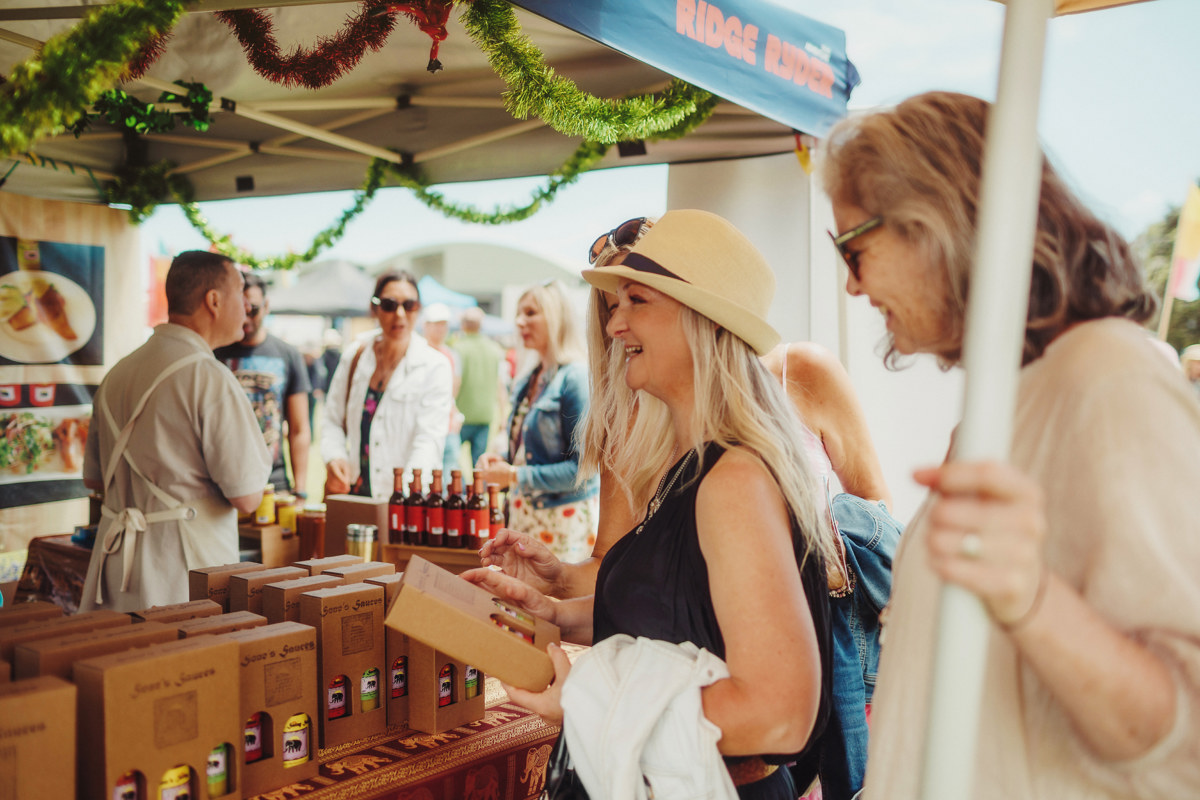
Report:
622,252,690,284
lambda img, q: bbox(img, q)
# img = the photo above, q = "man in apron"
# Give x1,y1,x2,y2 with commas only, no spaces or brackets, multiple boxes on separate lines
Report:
80,251,271,612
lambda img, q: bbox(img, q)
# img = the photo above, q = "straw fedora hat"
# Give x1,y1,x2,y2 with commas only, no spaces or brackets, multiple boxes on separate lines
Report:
580,209,780,355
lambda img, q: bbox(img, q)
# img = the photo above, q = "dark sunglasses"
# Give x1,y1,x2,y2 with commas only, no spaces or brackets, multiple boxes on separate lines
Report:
828,216,883,281
372,296,421,314
589,217,650,265
245,304,263,318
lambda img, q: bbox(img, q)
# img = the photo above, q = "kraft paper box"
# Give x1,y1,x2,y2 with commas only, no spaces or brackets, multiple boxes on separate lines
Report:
293,554,364,576
322,560,396,584
189,562,268,611
13,621,178,680
299,583,387,748
407,641,485,734
0,675,76,799
386,555,560,692
221,621,320,797
0,608,130,668
366,573,410,728
130,598,223,624
74,636,241,800
0,599,63,628
380,542,483,576
228,566,308,615
324,494,387,557
261,575,343,625
239,523,300,568
177,611,268,639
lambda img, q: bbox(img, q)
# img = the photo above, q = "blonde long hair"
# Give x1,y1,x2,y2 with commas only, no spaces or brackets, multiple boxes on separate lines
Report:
578,288,835,565
517,280,586,369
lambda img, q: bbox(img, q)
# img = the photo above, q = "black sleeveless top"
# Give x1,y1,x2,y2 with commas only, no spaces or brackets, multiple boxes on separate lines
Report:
594,444,832,797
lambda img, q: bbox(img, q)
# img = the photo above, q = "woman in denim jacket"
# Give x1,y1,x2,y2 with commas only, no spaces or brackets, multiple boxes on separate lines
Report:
476,280,599,561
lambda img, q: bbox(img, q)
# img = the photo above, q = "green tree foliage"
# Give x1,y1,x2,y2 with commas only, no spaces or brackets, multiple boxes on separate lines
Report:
1136,198,1200,351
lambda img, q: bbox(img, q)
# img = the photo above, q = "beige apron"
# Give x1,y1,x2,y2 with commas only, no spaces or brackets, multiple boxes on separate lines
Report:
91,352,235,607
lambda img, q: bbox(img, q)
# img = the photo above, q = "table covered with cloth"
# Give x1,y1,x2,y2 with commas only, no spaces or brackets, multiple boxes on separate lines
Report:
248,678,559,800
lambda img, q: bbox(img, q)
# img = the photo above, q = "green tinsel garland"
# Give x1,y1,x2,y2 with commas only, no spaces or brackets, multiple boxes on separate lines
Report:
0,0,191,156
459,0,717,144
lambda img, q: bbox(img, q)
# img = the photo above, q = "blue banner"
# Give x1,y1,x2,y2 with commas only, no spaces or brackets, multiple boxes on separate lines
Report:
512,0,859,136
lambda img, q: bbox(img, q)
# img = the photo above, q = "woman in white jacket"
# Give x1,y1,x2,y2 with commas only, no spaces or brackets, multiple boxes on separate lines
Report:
321,271,452,500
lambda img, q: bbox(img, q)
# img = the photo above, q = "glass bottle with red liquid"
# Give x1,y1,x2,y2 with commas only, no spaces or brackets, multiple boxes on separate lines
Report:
404,468,424,545
444,469,465,549
426,469,445,547
387,468,405,545
466,475,488,550
486,483,503,546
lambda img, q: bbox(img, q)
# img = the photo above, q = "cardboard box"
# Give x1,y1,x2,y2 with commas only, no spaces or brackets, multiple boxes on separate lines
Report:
74,636,241,800
220,622,320,796
386,556,560,692
367,573,411,729
324,494,387,557
406,640,486,734
293,554,364,576
299,583,387,748
322,560,396,584
228,567,308,615
189,562,268,611
0,599,63,628
177,611,268,638
239,523,300,568
0,608,131,668
130,599,223,624
13,621,178,680
380,542,483,576
261,575,343,625
0,675,76,798
0,658,7,682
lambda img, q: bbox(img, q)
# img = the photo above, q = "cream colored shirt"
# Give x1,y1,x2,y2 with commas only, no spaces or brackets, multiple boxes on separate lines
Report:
865,318,1200,799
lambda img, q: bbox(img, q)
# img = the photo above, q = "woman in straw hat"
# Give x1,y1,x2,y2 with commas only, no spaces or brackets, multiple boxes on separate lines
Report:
466,209,835,798
820,91,1200,798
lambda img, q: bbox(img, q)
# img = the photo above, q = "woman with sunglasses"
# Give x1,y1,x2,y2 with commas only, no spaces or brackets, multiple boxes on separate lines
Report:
321,271,453,500
821,92,1200,799
466,210,835,799
474,280,599,562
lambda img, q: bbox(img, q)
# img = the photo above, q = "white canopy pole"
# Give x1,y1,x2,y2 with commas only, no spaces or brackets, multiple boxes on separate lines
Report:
917,0,1054,798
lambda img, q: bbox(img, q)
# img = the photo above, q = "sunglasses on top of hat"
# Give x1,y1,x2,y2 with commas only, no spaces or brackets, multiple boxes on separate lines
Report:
828,216,883,282
588,217,651,265
372,296,421,314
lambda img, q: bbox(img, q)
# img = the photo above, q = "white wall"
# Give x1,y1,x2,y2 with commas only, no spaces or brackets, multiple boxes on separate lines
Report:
667,155,962,524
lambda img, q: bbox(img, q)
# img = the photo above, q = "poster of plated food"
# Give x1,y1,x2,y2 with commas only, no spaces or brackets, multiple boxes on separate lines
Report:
0,237,102,504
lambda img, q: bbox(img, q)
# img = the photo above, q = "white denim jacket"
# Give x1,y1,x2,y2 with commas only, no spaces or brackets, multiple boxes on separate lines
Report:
561,635,738,800
320,331,452,500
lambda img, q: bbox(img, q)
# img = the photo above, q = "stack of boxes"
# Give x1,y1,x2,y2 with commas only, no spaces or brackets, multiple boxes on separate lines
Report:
0,545,560,798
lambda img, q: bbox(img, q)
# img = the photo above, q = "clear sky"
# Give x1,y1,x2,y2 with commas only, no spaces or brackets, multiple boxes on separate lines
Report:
141,0,1200,270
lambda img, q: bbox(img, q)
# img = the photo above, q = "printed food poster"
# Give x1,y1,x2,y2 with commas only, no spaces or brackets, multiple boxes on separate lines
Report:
0,237,103,366
0,238,102,507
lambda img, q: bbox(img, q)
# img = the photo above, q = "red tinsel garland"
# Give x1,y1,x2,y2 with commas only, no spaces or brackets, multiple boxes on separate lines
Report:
382,1,455,72
124,33,171,81
215,2,399,89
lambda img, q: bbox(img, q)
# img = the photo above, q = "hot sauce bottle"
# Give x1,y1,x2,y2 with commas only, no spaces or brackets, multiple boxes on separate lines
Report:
281,714,311,767
487,483,504,544
466,475,488,550
437,664,454,707
445,470,465,548
243,713,264,763
404,469,424,545
390,656,408,698
327,675,348,719
387,468,406,545
426,469,445,547
361,668,380,711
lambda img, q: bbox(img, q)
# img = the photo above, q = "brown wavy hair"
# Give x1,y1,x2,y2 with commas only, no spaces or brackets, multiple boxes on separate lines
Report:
819,91,1156,368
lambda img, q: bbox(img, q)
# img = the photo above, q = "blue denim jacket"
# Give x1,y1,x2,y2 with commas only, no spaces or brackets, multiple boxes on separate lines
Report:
504,361,599,508
824,493,903,800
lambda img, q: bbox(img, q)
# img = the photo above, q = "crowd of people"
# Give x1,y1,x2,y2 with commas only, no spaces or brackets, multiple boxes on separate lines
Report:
77,90,1200,800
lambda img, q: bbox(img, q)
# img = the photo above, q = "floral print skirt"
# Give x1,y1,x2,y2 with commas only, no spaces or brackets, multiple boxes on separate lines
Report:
507,491,599,563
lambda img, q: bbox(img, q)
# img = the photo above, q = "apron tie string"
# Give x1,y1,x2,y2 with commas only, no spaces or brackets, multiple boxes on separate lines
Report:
97,504,196,605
